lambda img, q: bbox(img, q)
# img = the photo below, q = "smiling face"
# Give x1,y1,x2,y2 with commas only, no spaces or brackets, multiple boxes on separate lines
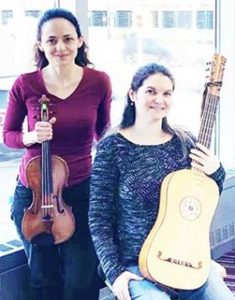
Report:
129,72,174,123
38,18,83,68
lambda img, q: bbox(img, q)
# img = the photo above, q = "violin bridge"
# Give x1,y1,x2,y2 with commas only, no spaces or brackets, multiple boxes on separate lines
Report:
41,204,54,208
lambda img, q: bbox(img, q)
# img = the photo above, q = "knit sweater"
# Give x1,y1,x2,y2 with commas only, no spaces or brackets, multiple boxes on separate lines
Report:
89,133,225,284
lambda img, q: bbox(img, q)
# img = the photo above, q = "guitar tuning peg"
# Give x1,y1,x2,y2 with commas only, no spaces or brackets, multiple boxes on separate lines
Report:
205,68,210,71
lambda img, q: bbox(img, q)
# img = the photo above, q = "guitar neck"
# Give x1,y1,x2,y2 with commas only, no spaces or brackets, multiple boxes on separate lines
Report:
197,93,219,148
197,53,226,148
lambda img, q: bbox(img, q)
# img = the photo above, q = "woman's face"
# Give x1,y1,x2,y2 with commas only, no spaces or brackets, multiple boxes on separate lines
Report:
130,73,174,123
38,18,83,67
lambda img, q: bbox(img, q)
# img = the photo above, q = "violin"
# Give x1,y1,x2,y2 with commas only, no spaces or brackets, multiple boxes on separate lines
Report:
22,95,75,245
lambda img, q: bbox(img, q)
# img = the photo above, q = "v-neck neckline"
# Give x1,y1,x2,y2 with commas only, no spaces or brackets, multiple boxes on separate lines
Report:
38,67,86,101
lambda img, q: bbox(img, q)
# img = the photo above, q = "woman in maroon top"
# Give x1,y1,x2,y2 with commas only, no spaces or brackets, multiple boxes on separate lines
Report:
3,8,111,300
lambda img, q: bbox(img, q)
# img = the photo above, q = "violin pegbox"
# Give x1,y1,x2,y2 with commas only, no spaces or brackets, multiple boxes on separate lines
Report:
39,94,50,121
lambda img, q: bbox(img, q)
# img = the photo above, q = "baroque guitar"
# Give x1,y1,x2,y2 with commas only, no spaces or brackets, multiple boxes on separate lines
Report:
139,53,226,290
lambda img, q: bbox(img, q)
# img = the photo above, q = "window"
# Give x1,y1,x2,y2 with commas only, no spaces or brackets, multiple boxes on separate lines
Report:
0,0,235,247
162,11,193,29
151,11,159,28
162,11,175,28
87,0,235,172
217,0,235,169
177,11,192,29
0,90,8,109
90,10,107,27
1,10,13,25
115,10,132,28
88,1,217,133
0,90,8,134
25,10,41,18
196,11,213,29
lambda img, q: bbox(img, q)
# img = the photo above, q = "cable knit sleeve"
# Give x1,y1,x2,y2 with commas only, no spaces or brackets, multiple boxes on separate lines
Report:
89,136,126,285
209,163,226,194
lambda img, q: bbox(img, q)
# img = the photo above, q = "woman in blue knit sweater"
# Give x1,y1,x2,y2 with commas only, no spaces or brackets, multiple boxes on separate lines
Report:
89,63,234,300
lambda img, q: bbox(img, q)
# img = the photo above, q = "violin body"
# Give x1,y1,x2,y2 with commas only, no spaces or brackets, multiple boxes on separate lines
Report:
22,155,75,245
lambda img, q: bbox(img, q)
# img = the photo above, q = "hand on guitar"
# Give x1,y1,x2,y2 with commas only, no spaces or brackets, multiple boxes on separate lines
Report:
189,142,220,175
23,117,56,146
112,271,143,300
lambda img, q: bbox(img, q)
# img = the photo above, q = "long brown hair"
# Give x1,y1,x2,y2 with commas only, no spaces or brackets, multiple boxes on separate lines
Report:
119,63,195,157
34,8,93,69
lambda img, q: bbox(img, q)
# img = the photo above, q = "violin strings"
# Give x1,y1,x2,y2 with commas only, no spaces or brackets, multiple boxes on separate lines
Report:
42,142,45,216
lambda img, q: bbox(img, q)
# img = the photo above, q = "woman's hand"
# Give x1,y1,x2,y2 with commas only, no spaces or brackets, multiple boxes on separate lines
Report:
189,143,220,175
34,117,56,143
23,117,56,146
112,271,143,300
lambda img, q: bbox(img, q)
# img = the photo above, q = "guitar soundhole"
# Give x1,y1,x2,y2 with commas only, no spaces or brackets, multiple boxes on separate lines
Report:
180,197,201,220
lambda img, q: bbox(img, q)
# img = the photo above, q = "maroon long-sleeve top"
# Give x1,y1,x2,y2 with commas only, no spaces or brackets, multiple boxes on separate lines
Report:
3,67,112,187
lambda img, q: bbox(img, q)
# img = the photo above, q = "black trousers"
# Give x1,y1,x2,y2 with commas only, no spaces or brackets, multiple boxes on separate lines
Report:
12,178,102,300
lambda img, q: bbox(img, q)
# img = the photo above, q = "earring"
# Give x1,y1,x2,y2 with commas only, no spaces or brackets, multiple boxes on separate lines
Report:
131,101,134,106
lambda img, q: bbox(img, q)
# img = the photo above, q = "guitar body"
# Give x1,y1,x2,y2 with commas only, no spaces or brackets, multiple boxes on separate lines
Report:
139,168,219,289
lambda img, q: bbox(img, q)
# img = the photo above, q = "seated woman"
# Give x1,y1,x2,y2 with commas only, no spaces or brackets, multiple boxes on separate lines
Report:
89,63,234,300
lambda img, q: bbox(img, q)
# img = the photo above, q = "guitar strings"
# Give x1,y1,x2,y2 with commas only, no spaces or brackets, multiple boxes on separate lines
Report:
199,94,219,148
198,80,222,149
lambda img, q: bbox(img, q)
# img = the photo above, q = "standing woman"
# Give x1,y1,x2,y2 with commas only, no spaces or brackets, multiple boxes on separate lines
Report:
3,8,111,300
89,63,234,300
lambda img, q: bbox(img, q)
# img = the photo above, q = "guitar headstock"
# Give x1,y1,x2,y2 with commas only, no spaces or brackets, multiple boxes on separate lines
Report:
206,53,226,96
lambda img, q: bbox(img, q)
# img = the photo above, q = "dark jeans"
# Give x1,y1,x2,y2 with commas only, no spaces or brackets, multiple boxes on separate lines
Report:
11,178,101,300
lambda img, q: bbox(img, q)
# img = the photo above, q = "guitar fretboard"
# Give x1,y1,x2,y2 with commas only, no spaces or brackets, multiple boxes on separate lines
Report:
197,94,219,148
